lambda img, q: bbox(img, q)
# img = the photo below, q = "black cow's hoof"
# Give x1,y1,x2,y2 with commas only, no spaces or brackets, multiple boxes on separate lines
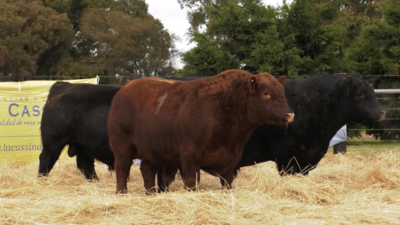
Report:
37,173,49,179
87,176,100,182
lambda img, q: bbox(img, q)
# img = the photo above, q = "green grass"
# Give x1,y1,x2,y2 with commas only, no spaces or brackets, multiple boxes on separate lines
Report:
328,139,400,156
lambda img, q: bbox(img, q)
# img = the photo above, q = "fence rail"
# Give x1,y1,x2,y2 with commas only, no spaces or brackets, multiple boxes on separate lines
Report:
375,89,400,94
2,73,400,142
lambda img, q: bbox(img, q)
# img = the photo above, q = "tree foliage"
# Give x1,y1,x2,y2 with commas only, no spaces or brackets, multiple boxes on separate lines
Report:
1,0,400,80
178,0,303,75
0,0,177,79
177,30,239,76
79,1,176,77
0,0,74,76
177,0,215,31
345,0,400,76
177,0,400,77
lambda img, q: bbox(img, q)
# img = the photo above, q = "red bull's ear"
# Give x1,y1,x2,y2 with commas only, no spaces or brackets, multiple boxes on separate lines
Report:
276,76,286,86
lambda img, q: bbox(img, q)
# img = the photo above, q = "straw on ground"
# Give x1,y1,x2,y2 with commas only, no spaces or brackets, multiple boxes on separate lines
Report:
1,148,400,224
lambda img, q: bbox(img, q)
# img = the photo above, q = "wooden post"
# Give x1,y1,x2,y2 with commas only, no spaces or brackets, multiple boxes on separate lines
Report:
333,141,347,154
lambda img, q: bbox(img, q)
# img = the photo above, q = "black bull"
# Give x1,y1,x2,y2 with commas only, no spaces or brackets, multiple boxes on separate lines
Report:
38,82,120,179
38,75,385,186
236,74,385,175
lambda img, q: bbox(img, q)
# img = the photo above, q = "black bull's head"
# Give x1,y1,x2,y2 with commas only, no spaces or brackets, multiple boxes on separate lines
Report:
276,75,385,176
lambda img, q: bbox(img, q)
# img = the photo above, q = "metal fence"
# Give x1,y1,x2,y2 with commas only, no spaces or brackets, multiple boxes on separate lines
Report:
2,73,400,142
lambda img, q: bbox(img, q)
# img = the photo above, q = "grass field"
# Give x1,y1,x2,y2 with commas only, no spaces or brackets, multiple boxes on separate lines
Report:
1,143,400,224
333,140,400,156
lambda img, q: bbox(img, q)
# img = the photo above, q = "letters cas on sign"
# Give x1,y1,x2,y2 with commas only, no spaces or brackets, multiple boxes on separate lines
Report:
0,77,99,164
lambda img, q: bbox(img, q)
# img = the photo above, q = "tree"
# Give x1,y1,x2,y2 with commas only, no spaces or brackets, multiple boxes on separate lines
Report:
0,0,178,79
179,0,303,76
177,0,216,31
345,0,400,76
279,0,349,75
177,30,239,76
0,0,74,77
79,1,177,77
178,0,352,76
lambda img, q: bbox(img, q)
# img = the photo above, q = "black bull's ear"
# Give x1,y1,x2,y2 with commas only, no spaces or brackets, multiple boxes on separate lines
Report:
338,77,353,97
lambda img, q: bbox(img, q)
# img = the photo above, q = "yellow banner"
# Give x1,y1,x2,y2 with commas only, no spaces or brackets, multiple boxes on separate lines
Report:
0,77,99,164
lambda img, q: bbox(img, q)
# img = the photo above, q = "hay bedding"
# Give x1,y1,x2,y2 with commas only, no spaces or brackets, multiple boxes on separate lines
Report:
1,151,400,225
